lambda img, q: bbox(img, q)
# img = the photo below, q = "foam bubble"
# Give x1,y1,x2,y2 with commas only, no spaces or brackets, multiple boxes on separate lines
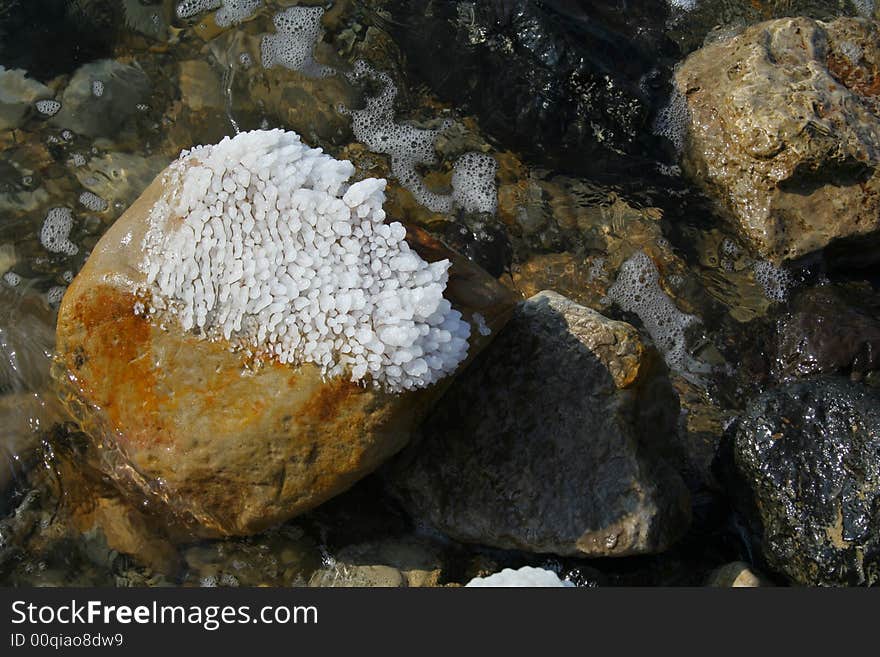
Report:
176,0,221,19
607,251,699,372
34,99,61,116
344,62,455,213
79,190,108,212
466,566,574,587
653,87,688,153
47,285,66,305
2,271,20,287
40,207,78,256
91,80,104,97
753,260,792,303
140,129,471,392
451,152,497,214
261,6,332,77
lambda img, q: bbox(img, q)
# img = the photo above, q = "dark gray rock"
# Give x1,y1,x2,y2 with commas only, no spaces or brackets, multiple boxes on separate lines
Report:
390,291,691,557
733,378,880,586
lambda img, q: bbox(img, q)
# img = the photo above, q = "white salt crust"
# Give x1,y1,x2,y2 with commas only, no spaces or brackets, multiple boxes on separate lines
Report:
607,251,698,372
140,129,471,392
466,566,574,587
35,99,61,116
261,6,332,77
344,62,498,215
40,207,78,256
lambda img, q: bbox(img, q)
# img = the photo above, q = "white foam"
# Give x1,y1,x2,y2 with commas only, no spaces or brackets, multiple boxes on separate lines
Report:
261,6,331,77
653,86,688,154
78,191,108,212
2,271,20,287
607,251,698,372
853,0,875,18
466,566,574,587
47,285,66,305
176,0,221,19
344,62,455,213
472,312,491,337
753,260,792,303
216,0,261,27
92,80,104,97
34,99,61,116
40,207,78,256
140,129,471,392
451,152,498,214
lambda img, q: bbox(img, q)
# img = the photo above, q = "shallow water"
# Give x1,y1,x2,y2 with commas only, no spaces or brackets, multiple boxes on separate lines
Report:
0,0,877,587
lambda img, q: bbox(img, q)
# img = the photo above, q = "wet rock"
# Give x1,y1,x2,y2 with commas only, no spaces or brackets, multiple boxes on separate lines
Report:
178,60,224,112
773,283,880,381
390,291,691,557
309,563,404,587
320,537,447,588
0,66,53,131
706,561,772,587
733,378,880,585
53,137,516,539
388,0,673,178
51,59,150,138
676,17,880,263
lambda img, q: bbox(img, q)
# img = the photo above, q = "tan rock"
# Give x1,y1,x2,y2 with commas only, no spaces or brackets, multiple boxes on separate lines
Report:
676,17,880,263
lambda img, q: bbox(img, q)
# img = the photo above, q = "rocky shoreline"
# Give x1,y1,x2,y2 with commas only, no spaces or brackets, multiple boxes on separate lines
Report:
1,1,879,587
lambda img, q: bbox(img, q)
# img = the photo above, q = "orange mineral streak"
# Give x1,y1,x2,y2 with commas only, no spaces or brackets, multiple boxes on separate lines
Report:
62,284,166,447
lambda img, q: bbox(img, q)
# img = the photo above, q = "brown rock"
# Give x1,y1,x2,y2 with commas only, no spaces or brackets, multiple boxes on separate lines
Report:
677,17,880,263
53,156,516,540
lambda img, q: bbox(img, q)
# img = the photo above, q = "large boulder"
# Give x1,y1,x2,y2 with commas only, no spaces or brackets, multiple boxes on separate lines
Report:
676,17,880,263
54,129,515,539
389,291,691,558
733,378,880,586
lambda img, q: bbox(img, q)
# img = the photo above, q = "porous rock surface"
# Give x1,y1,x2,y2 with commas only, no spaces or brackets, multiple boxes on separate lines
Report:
54,130,515,539
733,378,880,586
390,290,691,558
676,17,880,263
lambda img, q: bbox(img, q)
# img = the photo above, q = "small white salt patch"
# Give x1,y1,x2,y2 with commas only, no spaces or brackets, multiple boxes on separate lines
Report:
47,285,66,305
140,129,471,392
466,566,574,587
40,207,78,256
91,80,104,97
35,99,61,116
607,251,699,372
79,191,108,212
472,312,491,337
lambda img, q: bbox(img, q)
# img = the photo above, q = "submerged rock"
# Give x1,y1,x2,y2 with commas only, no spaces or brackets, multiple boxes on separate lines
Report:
53,130,515,539
733,378,880,586
0,66,52,131
390,290,690,558
676,17,880,263
773,284,880,381
50,59,150,138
